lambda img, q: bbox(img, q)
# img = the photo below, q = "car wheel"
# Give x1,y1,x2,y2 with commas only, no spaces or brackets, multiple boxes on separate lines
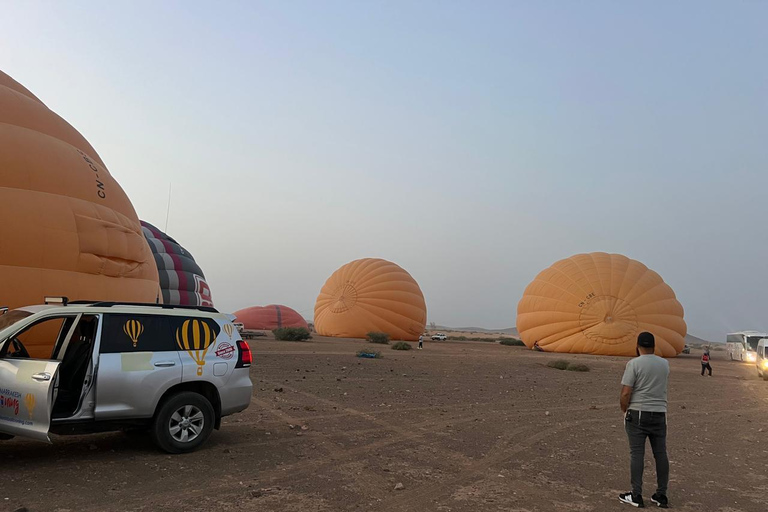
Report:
151,392,215,454
0,433,14,441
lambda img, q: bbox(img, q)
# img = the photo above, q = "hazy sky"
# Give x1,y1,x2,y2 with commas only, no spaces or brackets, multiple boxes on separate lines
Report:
2,1,766,341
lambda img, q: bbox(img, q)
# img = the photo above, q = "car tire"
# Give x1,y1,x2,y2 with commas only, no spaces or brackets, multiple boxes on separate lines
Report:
0,433,14,441
151,392,215,454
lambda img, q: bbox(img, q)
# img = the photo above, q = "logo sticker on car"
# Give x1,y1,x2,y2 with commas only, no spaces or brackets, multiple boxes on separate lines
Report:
215,342,235,360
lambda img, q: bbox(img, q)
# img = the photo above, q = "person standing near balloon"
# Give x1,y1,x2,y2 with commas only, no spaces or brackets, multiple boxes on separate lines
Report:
418,334,424,350
619,332,670,509
701,348,712,376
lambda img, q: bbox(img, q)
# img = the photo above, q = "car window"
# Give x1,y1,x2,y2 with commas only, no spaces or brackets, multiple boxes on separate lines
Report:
2,316,73,359
100,314,174,353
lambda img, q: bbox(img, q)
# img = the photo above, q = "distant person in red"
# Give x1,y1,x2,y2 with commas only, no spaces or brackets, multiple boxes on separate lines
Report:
701,349,712,376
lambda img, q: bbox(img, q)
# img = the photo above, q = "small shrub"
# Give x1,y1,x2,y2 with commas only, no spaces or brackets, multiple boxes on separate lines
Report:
391,341,412,351
357,350,381,359
547,360,570,370
273,327,312,341
547,359,591,372
367,331,390,344
499,338,525,346
448,335,468,341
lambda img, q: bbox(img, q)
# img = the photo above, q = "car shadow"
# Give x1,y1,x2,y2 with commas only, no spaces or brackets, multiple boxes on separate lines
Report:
0,429,237,466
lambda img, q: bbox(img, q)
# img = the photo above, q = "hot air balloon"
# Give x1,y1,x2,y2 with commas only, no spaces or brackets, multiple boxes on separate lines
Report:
314,258,427,341
234,305,309,331
516,252,686,357
0,71,159,357
141,221,213,307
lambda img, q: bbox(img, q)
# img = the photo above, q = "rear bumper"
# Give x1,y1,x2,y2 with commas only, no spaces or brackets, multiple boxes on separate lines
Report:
220,369,252,416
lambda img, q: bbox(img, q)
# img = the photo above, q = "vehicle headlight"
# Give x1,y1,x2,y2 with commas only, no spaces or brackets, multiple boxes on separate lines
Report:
762,360,768,369
746,352,756,362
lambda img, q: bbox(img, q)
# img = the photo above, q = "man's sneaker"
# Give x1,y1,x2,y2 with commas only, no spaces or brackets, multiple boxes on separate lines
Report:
619,492,645,508
651,493,669,508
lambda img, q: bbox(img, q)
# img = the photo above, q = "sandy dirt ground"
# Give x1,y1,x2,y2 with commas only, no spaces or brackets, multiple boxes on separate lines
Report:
1,337,766,512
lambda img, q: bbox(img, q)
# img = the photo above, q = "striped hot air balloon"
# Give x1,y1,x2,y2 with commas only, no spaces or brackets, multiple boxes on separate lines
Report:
141,221,213,307
175,318,219,376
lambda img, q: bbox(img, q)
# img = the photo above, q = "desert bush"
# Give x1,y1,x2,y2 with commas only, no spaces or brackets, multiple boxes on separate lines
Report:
391,341,413,351
357,350,382,359
367,331,390,344
448,335,468,341
273,327,312,341
499,338,525,346
547,360,570,370
547,359,591,372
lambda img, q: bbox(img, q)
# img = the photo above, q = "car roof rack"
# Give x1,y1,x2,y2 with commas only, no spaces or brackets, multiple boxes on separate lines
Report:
67,300,219,313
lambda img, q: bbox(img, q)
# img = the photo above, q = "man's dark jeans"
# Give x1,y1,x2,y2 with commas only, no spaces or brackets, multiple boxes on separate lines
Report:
625,409,669,496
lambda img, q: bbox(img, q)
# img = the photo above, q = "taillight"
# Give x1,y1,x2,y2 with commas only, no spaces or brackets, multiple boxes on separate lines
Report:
236,339,252,368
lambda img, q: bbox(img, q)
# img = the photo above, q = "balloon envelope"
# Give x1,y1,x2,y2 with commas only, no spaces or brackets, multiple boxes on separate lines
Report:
0,71,158,356
516,252,686,357
314,258,427,341
141,221,213,306
234,305,308,330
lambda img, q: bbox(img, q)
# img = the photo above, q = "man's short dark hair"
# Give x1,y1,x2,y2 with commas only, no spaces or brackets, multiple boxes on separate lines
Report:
637,331,655,348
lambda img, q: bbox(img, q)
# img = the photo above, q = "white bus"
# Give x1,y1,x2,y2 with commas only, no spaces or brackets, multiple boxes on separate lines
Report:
726,331,768,363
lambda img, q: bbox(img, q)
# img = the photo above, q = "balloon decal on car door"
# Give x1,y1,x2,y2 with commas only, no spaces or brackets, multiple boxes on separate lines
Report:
175,319,218,376
123,319,145,348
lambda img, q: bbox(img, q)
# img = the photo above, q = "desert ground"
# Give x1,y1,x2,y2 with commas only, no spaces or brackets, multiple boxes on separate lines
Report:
1,336,766,512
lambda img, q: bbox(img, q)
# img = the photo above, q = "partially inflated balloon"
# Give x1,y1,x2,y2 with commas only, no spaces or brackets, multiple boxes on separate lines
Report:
0,71,158,356
516,252,686,357
234,305,308,330
314,258,426,341
141,221,213,307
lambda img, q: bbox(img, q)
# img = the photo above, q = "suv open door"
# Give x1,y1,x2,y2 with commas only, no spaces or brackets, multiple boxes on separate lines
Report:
0,358,60,442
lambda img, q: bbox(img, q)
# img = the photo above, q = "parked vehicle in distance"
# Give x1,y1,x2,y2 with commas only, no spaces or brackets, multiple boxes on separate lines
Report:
0,298,252,453
726,331,767,363
431,333,447,341
756,339,768,381
682,345,691,354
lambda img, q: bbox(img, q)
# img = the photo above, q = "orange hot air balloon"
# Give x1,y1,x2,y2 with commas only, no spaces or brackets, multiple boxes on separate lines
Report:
0,71,158,357
516,252,686,357
314,258,427,341
234,305,309,331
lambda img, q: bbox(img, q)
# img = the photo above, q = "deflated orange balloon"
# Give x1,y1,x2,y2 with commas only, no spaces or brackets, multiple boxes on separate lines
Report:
234,305,309,331
516,252,686,357
314,258,427,341
0,71,159,356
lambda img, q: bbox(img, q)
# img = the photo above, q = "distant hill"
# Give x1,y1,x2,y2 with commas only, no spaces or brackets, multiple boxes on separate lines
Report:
686,333,721,345
434,325,519,336
433,325,716,345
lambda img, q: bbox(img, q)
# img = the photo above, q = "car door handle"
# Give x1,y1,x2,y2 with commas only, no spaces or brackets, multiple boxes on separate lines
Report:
32,372,52,381
154,361,176,367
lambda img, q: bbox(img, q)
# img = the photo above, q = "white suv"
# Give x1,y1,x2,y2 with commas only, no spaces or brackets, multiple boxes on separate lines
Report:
0,299,252,453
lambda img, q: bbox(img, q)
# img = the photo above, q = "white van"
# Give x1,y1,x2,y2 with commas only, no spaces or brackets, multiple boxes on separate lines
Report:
757,339,768,381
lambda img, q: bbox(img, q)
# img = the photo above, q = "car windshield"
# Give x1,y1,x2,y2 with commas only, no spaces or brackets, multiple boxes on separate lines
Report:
747,337,764,351
0,309,33,332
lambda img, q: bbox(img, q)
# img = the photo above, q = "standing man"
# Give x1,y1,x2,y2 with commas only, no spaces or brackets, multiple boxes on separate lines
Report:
619,332,670,508
418,334,424,350
701,349,712,376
